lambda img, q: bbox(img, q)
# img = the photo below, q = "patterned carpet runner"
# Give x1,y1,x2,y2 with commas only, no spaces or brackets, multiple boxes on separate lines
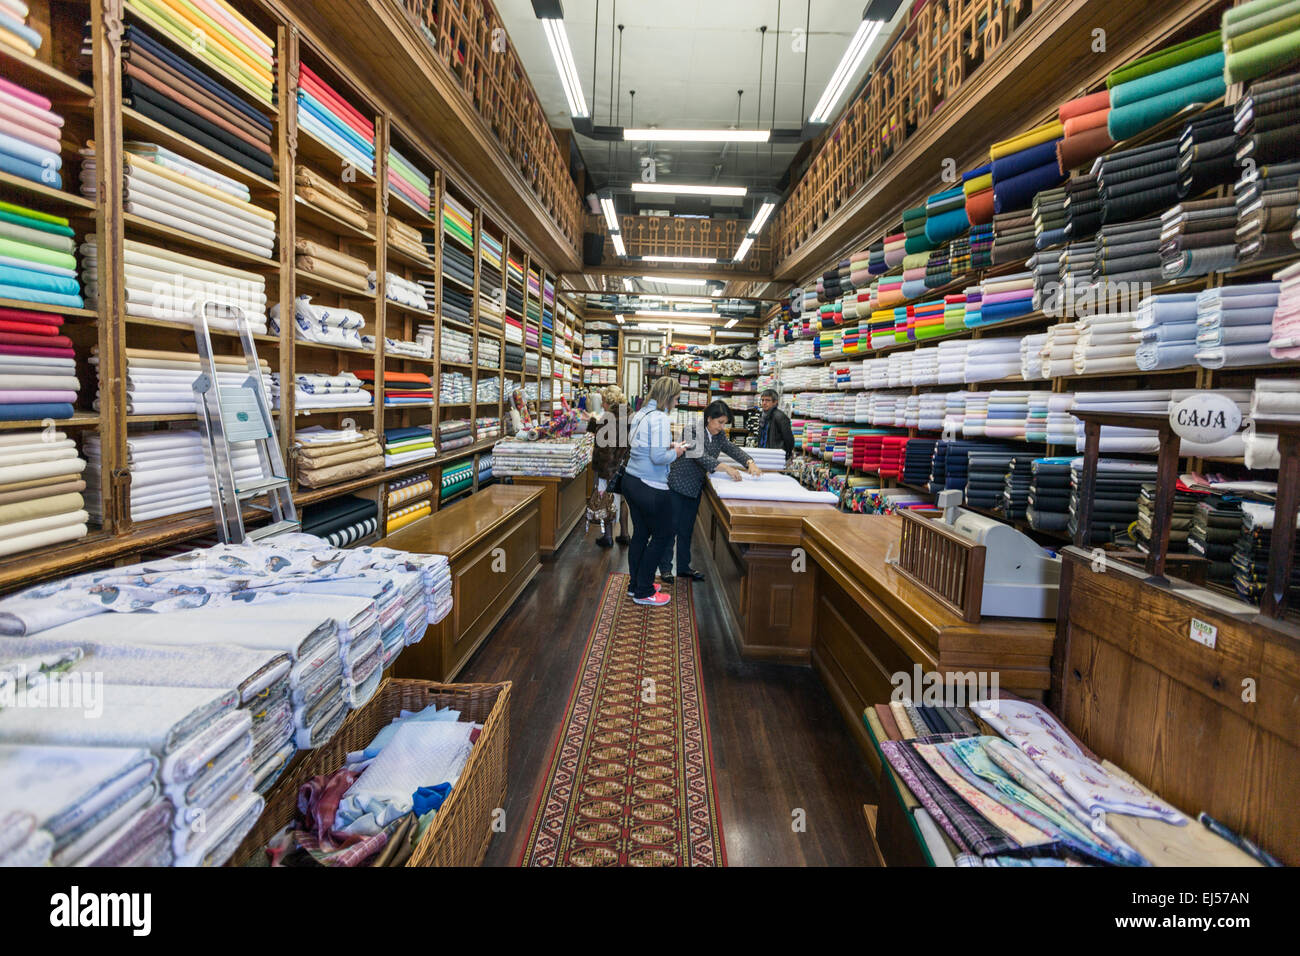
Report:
519,573,726,866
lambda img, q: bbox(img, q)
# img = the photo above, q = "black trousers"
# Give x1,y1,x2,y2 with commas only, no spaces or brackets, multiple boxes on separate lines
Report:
622,474,673,598
659,490,701,575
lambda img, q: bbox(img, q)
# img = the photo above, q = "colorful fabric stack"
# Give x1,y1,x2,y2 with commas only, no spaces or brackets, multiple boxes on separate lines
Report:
990,121,1065,215
1222,0,1300,85
354,369,433,407
0,427,89,558
437,418,473,453
440,370,470,404
273,370,365,412
963,163,994,226
439,460,473,502
118,18,273,181
491,435,593,478
0,306,79,421
479,233,503,330
1269,259,1300,359
925,186,969,245
883,229,906,268
1106,32,1226,143
0,199,82,313
901,252,932,300
297,65,374,176
975,272,1035,326
0,76,65,189
441,326,471,365
1056,89,1113,174
1195,281,1281,369
902,206,933,255
387,146,431,215
382,425,436,467
0,0,42,55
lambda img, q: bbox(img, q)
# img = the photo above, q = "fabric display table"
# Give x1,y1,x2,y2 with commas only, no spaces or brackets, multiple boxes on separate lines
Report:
0,76,66,190
0,428,89,558
0,200,83,313
387,484,541,682
294,426,384,488
0,532,452,867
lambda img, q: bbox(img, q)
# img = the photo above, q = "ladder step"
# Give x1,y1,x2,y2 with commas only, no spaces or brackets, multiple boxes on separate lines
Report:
245,519,301,542
235,476,290,500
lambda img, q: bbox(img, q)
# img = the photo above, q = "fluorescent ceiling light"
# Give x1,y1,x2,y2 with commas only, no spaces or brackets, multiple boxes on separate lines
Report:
622,277,634,292
714,330,753,339
635,294,714,305
615,313,625,324
748,201,777,235
724,318,739,328
642,255,718,264
637,310,728,321
624,128,770,143
611,233,627,257
642,275,707,286
540,18,588,118
733,236,755,262
599,196,619,233
711,289,722,296
631,183,747,197
810,18,884,124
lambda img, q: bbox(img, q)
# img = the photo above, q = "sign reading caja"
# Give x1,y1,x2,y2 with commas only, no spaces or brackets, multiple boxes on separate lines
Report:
1169,392,1243,445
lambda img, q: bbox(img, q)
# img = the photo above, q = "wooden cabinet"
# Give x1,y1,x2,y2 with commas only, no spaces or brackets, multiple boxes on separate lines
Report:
385,484,542,681
510,468,590,555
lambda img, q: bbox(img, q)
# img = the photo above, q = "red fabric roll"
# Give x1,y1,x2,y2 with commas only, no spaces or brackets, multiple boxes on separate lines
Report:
0,343,75,358
0,331,73,348
0,320,58,336
0,307,62,326
1057,126,1116,173
1058,89,1110,122
966,187,995,225
1062,107,1110,137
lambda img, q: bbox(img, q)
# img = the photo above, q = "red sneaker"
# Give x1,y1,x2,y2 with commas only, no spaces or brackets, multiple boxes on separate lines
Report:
632,591,672,607
627,583,662,597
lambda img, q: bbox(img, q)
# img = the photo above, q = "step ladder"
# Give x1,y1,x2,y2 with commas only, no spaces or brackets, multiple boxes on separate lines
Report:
191,300,300,544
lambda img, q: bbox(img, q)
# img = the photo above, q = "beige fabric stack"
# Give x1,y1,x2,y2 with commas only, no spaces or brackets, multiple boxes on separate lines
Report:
294,238,371,293
294,427,384,488
295,165,370,233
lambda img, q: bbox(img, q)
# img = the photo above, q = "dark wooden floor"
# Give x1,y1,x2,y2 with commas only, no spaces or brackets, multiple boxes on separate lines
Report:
458,521,882,866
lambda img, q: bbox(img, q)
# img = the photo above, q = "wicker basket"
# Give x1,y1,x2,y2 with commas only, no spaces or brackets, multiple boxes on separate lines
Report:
230,678,510,867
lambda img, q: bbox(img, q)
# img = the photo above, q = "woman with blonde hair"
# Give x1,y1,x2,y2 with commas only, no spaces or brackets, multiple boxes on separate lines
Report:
622,376,687,605
585,385,631,547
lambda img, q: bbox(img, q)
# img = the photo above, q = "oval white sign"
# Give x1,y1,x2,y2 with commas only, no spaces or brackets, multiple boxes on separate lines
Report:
1169,393,1242,445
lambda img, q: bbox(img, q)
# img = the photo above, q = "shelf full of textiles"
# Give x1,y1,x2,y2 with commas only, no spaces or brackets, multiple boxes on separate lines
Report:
769,5,1300,618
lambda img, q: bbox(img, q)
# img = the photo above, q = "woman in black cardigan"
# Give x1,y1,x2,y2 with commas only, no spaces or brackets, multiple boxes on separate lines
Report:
658,400,761,581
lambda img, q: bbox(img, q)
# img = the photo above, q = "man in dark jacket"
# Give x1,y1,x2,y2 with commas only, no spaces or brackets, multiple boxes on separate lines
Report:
659,401,760,581
757,389,794,459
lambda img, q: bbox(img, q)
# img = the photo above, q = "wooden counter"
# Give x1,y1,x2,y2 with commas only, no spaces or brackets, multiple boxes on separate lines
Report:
509,467,591,555
697,484,836,664
801,511,1056,771
384,484,543,681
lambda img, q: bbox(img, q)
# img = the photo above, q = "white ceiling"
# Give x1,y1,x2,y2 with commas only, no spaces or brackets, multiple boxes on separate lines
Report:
494,0,901,198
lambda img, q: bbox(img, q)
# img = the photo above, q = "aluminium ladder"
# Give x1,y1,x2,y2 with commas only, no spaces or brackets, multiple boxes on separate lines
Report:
191,300,300,543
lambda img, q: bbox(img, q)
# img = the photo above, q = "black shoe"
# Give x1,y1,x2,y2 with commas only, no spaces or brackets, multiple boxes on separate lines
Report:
615,534,631,545
677,570,705,581
596,535,613,548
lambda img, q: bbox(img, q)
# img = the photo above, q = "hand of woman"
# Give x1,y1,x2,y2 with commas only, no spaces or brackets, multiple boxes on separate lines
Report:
722,465,744,481
670,441,687,458
746,461,762,476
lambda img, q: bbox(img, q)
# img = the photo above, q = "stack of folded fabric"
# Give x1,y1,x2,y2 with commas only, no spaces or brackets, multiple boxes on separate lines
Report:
1135,481,1204,552
491,434,593,478
300,495,378,548
476,375,500,404
294,238,369,292
374,271,425,310
1222,0,1300,85
373,334,432,360
1106,32,1226,143
117,18,274,181
382,215,433,267
276,371,366,412
1063,175,1102,242
1033,186,1069,249
882,229,907,269
295,165,369,232
901,438,937,485
382,425,436,466
1091,216,1164,288
271,295,366,349
977,272,1036,325
479,233,504,328
1232,502,1300,606
437,418,473,453
1020,333,1048,379
1069,457,1155,544
1234,73,1300,184
1159,196,1239,278
387,146,431,216
935,339,969,383
963,337,1023,382
900,252,932,299
1000,456,1039,519
902,205,933,255
355,369,433,408
966,452,1031,511
1026,392,1078,444
1053,242,1095,314
970,223,994,270
991,121,1065,215
1071,311,1141,375
925,187,969,245
503,341,523,371
1234,155,1299,264
1269,260,1300,359
991,210,1036,264
440,460,474,502
98,346,271,417
298,64,374,176
1097,141,1181,226
1072,389,1250,458
983,391,1038,441
85,428,264,522
441,240,475,290
294,426,384,488
0,428,88,557
476,417,501,441
82,235,266,329
1177,105,1236,197
386,497,432,535
1026,457,1074,532
1134,291,1201,370
0,307,79,421
1189,494,1244,585
386,476,433,532
0,76,65,189
963,164,995,226
440,370,470,404
0,200,82,310
443,193,474,251
849,248,872,286
82,147,275,258
441,327,472,365
1195,281,1281,368
441,284,473,326
1057,89,1114,174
